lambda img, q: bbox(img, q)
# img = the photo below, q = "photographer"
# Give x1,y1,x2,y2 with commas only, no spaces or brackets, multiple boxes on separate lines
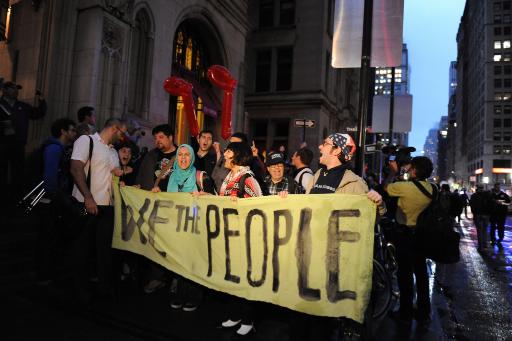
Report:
0,81,47,202
383,156,434,332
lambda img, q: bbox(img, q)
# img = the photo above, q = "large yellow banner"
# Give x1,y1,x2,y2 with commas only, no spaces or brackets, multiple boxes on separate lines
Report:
113,185,375,323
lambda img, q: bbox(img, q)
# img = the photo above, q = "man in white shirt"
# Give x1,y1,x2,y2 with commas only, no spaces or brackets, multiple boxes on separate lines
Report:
70,117,125,302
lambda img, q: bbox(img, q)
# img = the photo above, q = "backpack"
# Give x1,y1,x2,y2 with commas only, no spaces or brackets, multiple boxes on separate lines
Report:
25,140,62,191
237,173,254,198
294,168,313,194
413,181,460,264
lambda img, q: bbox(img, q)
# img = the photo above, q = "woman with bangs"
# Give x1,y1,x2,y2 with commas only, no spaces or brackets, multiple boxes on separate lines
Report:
218,142,262,336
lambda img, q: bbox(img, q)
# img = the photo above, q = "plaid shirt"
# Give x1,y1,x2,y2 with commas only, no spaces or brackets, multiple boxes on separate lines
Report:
264,175,297,195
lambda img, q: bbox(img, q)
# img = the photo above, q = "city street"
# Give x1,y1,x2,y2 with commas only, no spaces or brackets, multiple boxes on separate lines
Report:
2,210,511,340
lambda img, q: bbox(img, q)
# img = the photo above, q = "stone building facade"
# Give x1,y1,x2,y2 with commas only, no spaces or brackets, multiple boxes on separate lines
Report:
244,0,360,156
1,0,360,157
0,0,249,149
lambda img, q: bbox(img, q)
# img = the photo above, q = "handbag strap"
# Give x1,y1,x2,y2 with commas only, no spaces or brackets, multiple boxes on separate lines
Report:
412,180,437,200
86,136,94,188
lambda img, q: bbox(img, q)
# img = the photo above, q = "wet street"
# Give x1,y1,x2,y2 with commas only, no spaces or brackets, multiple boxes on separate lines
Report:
431,215,512,340
1,210,512,340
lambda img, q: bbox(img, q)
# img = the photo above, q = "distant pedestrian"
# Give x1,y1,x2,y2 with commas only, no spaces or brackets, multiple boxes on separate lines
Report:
460,188,470,218
469,184,493,252
489,183,510,245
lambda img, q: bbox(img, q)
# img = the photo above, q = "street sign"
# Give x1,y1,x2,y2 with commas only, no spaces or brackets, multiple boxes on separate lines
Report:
365,144,378,153
294,119,315,128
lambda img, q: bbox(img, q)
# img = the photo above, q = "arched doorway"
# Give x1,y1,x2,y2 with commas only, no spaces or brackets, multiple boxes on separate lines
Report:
169,20,223,145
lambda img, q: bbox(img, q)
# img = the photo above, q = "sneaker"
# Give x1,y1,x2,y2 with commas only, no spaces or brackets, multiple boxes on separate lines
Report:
169,278,178,294
170,299,183,309
236,323,255,336
221,319,241,328
144,279,165,294
182,302,198,312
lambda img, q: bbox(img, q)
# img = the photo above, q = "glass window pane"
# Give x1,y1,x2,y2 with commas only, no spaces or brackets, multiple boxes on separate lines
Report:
255,49,272,92
276,47,293,91
279,0,295,26
259,0,274,28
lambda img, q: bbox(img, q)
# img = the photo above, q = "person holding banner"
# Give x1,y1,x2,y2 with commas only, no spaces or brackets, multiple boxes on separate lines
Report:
294,132,384,340
152,144,215,311
218,141,262,336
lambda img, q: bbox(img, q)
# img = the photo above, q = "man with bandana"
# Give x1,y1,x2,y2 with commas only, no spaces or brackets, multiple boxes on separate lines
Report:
293,132,384,340
306,133,382,200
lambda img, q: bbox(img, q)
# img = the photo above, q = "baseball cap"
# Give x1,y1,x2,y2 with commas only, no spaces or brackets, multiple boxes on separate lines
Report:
266,152,285,166
2,81,22,90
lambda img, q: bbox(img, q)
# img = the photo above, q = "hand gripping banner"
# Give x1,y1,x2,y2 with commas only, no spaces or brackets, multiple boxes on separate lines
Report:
113,184,375,323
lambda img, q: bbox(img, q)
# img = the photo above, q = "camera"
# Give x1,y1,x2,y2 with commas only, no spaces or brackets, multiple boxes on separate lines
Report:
382,145,415,167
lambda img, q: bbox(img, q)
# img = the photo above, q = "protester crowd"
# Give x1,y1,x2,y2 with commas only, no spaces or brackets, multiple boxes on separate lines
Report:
1,79,510,340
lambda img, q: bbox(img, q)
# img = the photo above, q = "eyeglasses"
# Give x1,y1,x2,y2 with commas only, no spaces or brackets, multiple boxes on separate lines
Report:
322,141,337,147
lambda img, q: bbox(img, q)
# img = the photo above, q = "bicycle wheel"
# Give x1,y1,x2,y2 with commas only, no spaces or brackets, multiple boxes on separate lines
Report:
370,259,392,320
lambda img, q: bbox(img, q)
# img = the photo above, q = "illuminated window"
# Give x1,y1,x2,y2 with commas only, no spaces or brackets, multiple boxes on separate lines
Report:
495,93,503,101
495,41,502,49
494,145,502,154
173,26,209,78
505,41,512,49
504,146,512,155
495,105,503,114
504,53,511,62
494,54,502,62
504,93,511,101
0,1,10,41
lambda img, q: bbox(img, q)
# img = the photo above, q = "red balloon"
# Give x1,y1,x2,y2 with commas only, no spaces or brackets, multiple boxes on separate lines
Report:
207,65,237,140
163,76,200,137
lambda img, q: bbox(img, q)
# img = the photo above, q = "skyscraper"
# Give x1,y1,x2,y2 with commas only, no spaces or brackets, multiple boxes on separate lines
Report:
452,0,512,187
